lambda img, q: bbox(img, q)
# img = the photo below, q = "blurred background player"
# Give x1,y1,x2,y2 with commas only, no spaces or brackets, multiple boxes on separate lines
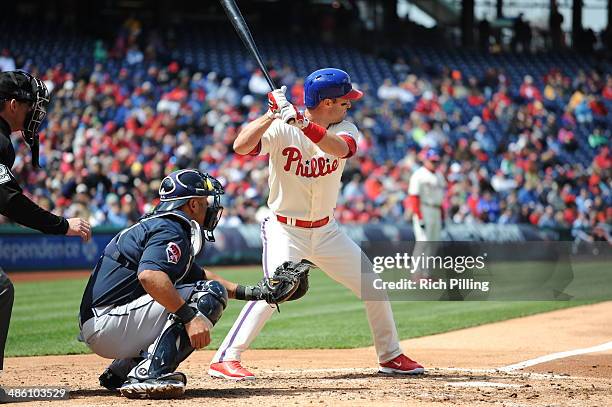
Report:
79,169,284,398
408,148,446,243
0,70,91,374
407,148,447,278
208,68,424,380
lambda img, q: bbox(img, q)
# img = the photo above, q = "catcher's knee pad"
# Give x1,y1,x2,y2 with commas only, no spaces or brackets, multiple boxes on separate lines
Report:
129,320,193,381
188,280,228,326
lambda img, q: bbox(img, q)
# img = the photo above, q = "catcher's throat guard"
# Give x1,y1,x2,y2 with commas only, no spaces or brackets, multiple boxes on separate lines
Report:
190,220,204,256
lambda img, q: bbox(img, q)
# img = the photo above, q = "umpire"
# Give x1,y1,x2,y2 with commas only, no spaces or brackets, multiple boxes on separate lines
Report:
0,70,92,373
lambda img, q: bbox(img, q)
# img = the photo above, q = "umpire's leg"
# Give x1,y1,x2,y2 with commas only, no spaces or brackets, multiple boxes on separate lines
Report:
0,269,14,371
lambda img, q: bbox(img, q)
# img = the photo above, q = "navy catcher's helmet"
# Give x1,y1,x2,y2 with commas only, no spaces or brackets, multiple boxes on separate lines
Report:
155,169,224,241
303,68,363,109
0,70,50,167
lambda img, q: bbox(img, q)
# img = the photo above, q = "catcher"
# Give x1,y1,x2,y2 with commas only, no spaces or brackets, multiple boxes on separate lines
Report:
78,169,309,399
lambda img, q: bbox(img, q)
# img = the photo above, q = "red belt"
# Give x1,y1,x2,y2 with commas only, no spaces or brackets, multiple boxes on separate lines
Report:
276,215,330,228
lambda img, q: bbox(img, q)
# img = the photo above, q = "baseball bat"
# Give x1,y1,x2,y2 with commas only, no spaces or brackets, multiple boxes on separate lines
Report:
219,0,276,90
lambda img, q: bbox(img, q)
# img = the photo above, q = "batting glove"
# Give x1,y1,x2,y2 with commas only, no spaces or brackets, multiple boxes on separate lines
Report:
267,85,288,119
279,103,309,129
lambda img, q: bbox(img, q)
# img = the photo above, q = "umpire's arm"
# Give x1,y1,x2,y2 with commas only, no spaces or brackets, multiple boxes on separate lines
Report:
0,172,91,241
0,175,68,234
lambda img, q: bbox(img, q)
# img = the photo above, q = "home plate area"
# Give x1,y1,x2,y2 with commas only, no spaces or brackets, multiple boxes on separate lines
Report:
3,301,612,406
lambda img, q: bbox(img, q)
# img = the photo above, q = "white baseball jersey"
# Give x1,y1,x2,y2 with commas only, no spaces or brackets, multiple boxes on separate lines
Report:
259,119,359,220
408,166,446,207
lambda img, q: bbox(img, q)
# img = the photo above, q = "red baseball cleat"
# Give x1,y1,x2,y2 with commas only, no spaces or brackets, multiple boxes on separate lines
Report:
379,354,425,375
208,361,255,381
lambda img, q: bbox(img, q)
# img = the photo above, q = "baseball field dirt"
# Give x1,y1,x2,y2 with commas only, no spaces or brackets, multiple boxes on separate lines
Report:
2,301,611,406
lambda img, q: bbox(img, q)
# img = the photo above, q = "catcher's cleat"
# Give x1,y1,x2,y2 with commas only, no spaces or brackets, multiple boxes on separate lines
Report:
208,361,255,381
378,354,425,375
99,357,144,391
119,372,187,399
99,368,126,391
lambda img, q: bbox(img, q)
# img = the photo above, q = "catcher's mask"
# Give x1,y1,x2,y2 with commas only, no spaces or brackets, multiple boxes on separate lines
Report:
0,71,50,168
155,169,224,242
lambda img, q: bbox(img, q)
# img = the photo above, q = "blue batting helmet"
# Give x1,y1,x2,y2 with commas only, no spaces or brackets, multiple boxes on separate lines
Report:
303,68,363,108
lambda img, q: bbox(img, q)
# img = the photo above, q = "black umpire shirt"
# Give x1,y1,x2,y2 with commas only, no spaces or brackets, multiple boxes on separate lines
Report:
0,116,68,234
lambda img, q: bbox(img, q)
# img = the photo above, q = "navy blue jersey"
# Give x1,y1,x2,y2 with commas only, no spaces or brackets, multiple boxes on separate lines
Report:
80,210,202,322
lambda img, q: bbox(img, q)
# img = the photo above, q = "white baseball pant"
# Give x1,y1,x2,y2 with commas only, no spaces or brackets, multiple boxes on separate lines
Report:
212,216,403,364
412,205,443,276
412,205,442,242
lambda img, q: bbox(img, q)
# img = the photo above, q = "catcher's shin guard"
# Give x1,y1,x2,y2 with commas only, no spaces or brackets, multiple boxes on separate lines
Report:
126,280,228,383
128,320,194,382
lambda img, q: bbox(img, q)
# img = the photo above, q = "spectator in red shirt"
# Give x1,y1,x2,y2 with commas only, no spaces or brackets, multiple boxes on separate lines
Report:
594,146,611,170
414,91,441,115
467,89,485,106
363,175,383,201
519,75,542,101
602,76,612,100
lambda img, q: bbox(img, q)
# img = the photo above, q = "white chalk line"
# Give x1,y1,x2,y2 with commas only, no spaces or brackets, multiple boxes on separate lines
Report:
499,341,612,372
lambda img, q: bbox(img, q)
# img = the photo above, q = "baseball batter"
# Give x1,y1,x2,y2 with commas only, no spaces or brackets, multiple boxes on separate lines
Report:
209,68,424,380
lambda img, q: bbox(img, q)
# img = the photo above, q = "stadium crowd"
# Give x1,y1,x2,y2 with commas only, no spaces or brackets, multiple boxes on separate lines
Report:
1,32,610,241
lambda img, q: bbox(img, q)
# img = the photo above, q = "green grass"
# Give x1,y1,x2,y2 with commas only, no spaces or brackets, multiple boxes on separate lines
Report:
5,267,595,357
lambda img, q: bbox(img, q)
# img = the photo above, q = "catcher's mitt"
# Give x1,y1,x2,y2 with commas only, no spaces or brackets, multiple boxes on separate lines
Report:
256,260,312,308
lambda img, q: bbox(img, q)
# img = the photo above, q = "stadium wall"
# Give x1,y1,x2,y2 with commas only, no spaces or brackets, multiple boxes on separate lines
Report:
0,223,565,271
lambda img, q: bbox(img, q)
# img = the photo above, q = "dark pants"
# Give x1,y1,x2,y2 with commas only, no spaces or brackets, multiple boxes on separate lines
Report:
0,269,14,371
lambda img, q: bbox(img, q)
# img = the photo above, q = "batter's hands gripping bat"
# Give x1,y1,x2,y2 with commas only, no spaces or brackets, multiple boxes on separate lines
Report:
219,0,276,90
